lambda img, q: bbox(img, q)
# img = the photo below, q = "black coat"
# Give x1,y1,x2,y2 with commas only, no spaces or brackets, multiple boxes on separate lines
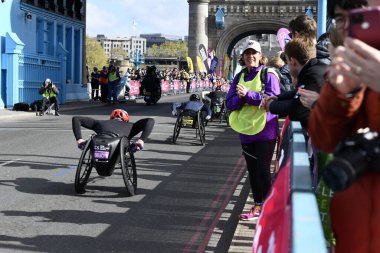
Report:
269,58,328,128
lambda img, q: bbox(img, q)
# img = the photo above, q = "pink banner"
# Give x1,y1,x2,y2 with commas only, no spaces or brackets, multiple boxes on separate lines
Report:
129,81,140,95
191,80,197,89
161,80,170,93
173,80,180,91
277,28,291,51
204,80,210,89
199,80,204,88
222,84,230,92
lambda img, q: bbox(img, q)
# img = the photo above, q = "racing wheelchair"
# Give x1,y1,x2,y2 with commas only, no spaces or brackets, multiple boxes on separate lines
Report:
74,132,137,196
210,97,230,126
172,109,206,145
201,91,230,126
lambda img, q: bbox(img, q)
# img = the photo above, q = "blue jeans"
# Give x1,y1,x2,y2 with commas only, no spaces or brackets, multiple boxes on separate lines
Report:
107,81,118,102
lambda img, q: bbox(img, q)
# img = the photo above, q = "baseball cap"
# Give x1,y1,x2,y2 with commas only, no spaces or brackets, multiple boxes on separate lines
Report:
243,40,261,54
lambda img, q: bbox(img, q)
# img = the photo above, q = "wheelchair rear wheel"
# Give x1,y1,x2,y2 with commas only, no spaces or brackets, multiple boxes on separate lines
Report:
220,102,230,126
74,141,93,193
120,137,137,196
197,113,206,145
172,115,182,143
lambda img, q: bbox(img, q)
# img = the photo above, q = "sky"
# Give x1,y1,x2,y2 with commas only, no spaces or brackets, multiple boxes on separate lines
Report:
86,0,189,38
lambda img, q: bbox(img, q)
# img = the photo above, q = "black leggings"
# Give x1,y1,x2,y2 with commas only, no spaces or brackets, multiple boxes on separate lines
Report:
242,140,276,204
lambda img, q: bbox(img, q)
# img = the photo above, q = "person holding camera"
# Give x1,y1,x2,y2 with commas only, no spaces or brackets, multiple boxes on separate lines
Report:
308,1,380,252
39,78,60,116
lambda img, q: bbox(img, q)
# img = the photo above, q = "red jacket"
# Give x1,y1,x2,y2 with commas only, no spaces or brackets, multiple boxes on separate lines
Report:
99,70,108,84
309,81,380,253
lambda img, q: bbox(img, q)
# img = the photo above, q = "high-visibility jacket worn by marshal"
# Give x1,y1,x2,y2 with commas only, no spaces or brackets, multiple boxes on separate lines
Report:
229,68,278,135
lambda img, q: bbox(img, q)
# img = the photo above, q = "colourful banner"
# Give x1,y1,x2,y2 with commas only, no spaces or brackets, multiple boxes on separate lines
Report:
199,80,204,88
129,81,140,95
173,80,181,92
210,56,219,74
186,56,194,73
191,80,197,89
196,55,205,73
223,54,230,80
252,116,292,253
277,28,291,51
161,80,170,93
198,44,210,73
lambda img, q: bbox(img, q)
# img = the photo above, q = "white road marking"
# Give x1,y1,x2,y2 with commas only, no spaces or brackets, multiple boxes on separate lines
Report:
0,158,23,166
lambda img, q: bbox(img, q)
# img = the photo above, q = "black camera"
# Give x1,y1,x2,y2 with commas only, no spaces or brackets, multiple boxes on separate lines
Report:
323,128,380,191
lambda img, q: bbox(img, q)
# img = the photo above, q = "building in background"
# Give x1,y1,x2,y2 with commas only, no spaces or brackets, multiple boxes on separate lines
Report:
96,35,146,61
140,33,183,47
0,0,87,108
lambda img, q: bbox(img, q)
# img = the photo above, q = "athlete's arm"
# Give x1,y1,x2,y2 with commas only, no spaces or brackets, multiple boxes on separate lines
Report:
127,118,155,142
72,116,97,141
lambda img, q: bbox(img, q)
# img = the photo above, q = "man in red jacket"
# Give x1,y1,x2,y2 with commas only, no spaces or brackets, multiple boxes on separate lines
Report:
308,1,380,252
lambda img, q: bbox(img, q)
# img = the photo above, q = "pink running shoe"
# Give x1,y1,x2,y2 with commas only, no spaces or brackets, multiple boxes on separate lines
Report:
239,205,262,221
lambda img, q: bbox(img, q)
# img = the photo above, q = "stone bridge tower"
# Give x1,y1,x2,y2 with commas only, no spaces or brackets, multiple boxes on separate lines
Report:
188,0,318,70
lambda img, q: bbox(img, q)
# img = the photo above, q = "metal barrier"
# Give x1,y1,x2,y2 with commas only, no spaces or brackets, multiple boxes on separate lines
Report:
127,79,225,98
290,122,326,253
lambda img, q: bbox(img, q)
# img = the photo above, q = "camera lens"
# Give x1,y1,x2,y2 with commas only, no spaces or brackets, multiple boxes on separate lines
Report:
323,159,353,191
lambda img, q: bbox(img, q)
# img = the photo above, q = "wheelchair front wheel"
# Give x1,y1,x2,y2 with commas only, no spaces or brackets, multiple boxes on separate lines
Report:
120,137,137,196
74,141,93,194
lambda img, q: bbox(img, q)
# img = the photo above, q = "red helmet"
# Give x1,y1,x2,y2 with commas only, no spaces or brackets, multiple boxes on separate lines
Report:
110,109,129,122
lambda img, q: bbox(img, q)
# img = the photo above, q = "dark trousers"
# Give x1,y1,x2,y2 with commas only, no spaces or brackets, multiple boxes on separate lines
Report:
41,96,59,112
91,82,100,100
100,84,108,102
242,140,276,204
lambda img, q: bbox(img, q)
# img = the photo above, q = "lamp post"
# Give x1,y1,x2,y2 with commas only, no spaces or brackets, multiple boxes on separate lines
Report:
129,48,145,69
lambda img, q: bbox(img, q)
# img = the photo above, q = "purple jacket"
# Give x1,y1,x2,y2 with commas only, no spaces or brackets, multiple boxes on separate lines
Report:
226,65,280,144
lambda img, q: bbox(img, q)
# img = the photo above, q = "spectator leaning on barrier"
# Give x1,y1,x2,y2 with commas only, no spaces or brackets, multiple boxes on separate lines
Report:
289,14,331,65
263,37,328,130
226,40,281,221
307,0,380,253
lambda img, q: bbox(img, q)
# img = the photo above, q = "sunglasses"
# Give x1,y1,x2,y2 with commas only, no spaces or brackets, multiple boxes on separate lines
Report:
288,32,293,39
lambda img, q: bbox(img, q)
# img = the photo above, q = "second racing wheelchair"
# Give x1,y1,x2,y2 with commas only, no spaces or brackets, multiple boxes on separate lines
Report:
172,109,206,145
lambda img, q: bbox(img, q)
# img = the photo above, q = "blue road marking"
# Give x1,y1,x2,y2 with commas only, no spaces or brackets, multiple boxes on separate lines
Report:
53,165,77,177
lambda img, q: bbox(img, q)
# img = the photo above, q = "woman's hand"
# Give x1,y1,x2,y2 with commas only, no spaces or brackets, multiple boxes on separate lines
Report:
236,83,249,98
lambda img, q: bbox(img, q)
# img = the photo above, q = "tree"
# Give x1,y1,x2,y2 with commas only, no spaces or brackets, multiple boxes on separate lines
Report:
148,41,188,57
86,35,108,72
110,47,128,61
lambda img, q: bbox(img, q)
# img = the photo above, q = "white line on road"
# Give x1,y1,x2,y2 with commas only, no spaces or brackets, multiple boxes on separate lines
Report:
0,158,23,166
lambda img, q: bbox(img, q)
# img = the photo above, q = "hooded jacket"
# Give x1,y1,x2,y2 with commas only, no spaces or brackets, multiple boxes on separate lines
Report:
269,58,327,129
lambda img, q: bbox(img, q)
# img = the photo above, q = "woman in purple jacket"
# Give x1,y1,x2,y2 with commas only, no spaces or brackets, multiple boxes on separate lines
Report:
226,40,280,220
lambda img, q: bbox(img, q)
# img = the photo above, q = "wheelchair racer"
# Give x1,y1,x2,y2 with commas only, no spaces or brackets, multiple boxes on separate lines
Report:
72,109,154,151
205,85,227,117
171,94,212,120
